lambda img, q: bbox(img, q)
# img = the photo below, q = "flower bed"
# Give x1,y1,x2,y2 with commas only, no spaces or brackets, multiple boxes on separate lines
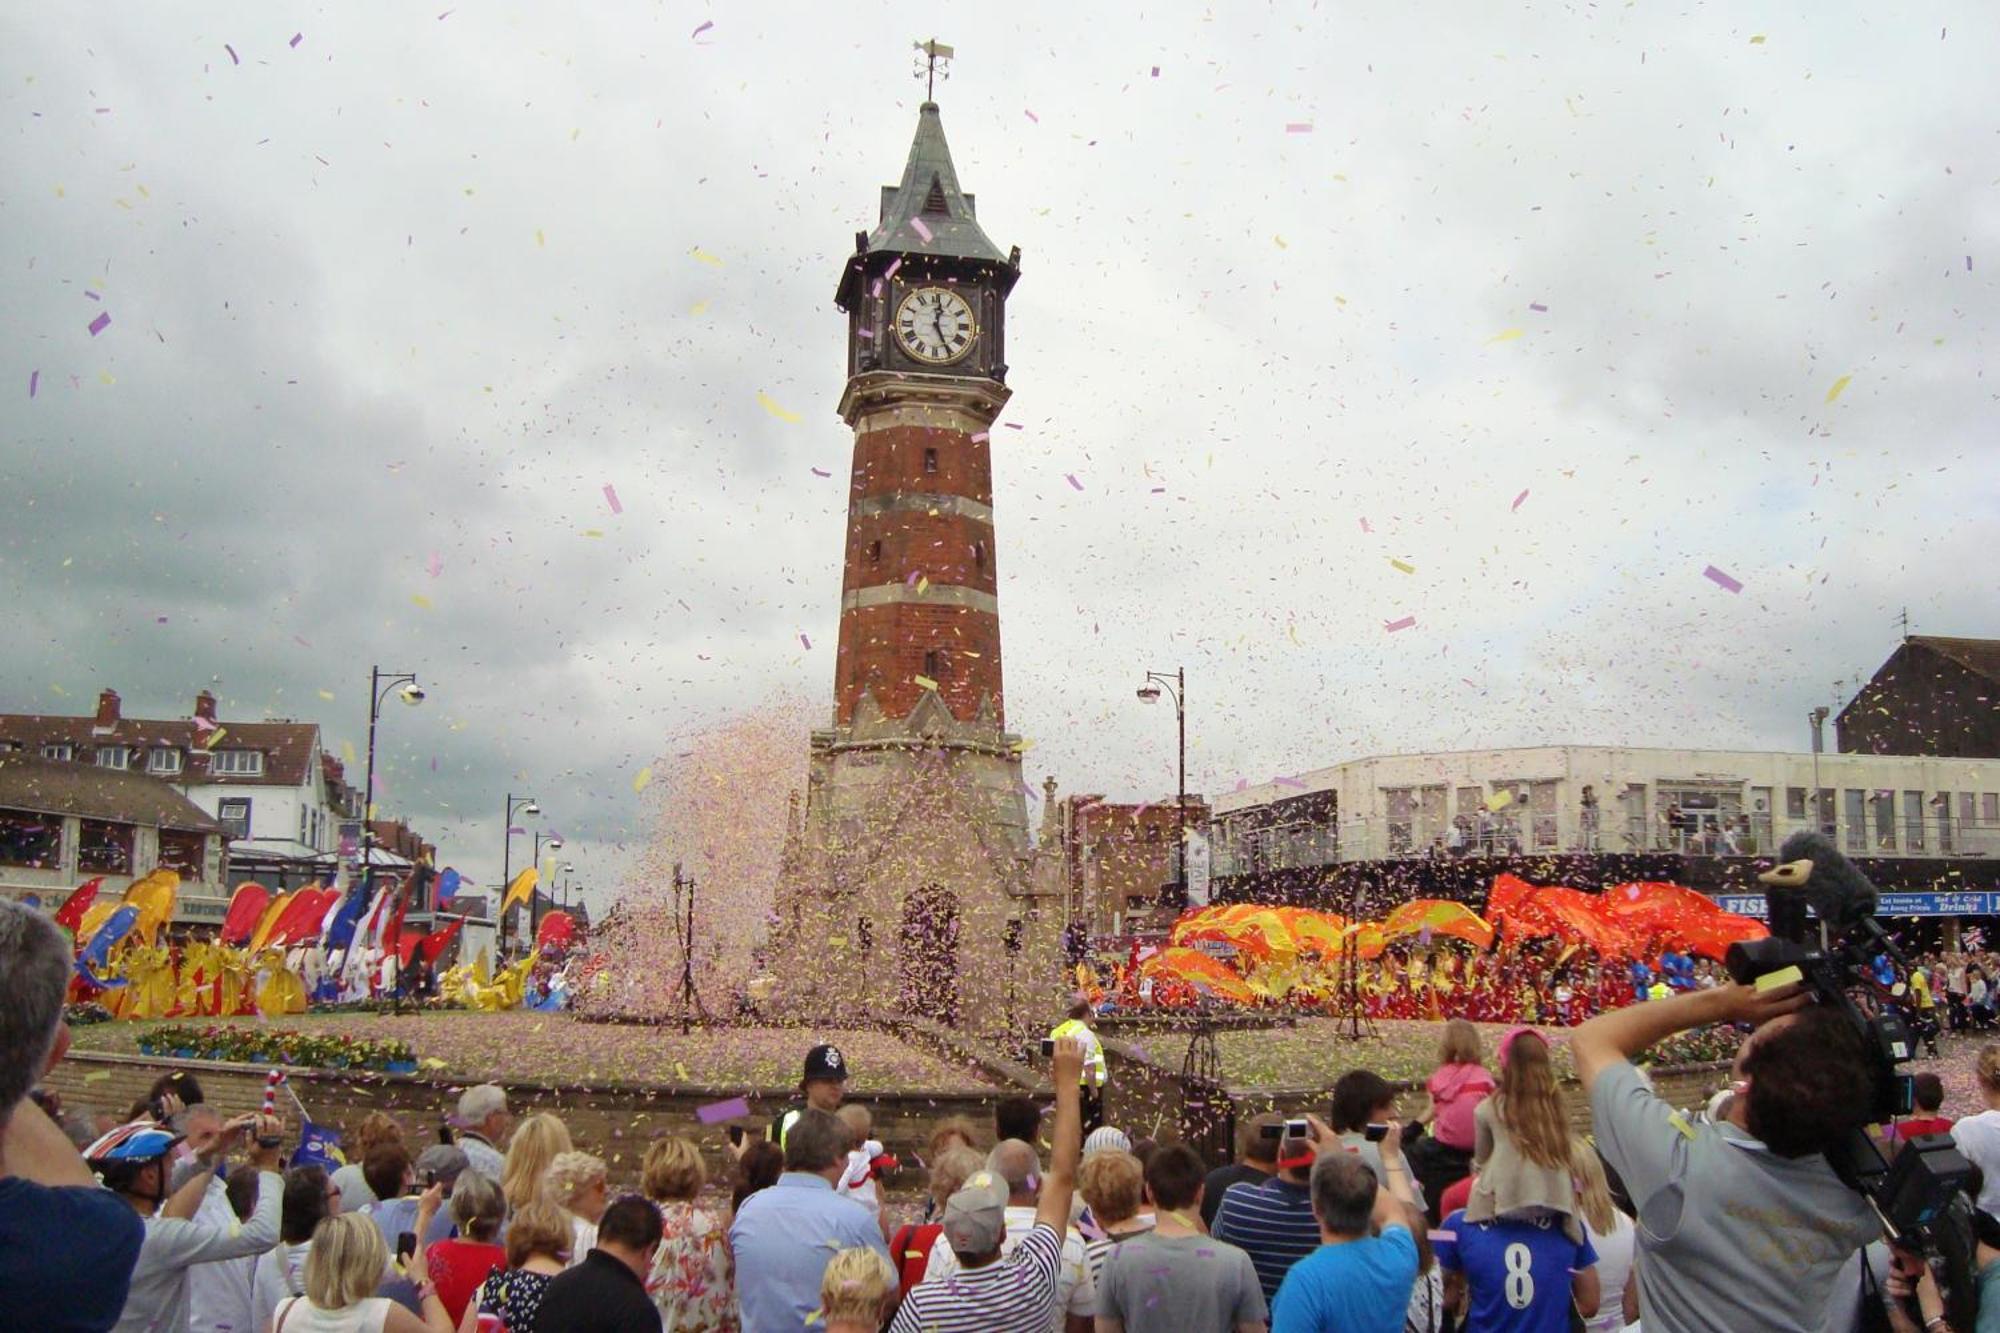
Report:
136,1023,418,1074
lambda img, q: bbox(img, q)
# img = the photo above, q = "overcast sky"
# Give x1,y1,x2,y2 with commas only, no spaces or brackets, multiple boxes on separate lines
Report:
4,2,1996,918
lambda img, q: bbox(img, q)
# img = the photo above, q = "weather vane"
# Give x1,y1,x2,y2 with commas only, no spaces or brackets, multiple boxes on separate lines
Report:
913,38,954,101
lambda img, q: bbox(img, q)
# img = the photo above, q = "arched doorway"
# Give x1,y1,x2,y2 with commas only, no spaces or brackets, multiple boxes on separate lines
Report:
900,881,961,1027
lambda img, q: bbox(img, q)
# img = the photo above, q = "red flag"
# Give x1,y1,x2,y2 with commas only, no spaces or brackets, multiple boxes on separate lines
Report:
221,882,272,946
419,917,464,965
379,874,415,966
53,878,104,933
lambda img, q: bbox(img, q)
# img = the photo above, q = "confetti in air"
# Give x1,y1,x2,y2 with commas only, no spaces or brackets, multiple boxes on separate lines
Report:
88,312,110,336
1512,489,1529,511
1066,474,1084,490
758,391,802,423
1825,374,1853,404
602,483,623,515
224,44,239,65
633,767,653,793
1384,616,1417,632
1703,565,1744,594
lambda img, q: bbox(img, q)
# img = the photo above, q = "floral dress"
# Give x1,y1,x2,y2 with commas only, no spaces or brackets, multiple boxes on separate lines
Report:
645,1199,738,1333
473,1266,555,1332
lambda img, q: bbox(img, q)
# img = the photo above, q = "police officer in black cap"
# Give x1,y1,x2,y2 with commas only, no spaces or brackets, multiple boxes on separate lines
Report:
769,1042,848,1150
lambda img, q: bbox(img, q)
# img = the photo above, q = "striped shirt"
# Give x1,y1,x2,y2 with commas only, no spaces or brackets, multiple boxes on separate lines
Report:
1211,1174,1319,1303
890,1222,1061,1333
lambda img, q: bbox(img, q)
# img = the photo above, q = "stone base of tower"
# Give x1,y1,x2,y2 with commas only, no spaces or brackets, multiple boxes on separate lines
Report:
769,692,1065,1038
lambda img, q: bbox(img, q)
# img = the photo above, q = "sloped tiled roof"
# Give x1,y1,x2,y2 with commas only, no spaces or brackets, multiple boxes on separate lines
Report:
0,754,222,833
865,102,1009,264
1912,636,2000,684
0,711,321,788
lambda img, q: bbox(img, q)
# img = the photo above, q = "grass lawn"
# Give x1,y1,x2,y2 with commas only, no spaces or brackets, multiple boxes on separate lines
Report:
67,1012,999,1092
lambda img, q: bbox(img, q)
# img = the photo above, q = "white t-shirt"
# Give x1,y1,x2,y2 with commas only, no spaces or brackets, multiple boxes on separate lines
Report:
186,1178,256,1333
1954,1111,2000,1215
250,1240,312,1333
270,1295,392,1332
1582,1214,1636,1333
924,1205,1095,1329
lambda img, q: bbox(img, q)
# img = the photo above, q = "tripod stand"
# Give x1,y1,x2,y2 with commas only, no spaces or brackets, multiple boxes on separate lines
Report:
1335,877,1380,1041
672,863,709,1034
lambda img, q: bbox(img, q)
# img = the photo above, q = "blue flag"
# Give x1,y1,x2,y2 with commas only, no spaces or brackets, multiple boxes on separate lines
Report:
435,867,462,910
323,884,372,954
291,1119,345,1172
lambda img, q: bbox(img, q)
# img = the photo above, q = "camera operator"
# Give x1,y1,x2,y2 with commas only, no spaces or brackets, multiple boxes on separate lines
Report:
1570,980,1881,1333
1880,1209,2000,1333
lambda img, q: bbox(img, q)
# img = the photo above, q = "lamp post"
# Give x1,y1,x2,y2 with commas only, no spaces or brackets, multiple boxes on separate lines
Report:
528,832,564,948
499,794,540,955
360,667,425,907
1809,707,1831,838
1136,667,1188,909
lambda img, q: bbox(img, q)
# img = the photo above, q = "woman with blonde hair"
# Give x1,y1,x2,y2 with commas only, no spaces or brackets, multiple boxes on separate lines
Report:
1465,1028,1582,1239
818,1247,898,1333
422,1172,507,1326
888,1144,984,1298
640,1135,737,1331
1075,1149,1151,1293
1572,1139,1639,1333
460,1200,570,1333
1412,1018,1495,1219
499,1112,572,1213
541,1150,609,1267
267,1210,456,1332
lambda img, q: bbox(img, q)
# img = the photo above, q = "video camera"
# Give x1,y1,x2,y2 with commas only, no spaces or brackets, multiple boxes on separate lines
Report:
1725,832,1979,1327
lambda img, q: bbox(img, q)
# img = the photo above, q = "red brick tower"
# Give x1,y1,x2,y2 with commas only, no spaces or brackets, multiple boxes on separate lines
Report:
773,95,1051,1031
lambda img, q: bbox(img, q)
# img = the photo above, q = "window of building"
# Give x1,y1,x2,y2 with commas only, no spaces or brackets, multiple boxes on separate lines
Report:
869,539,882,565
146,748,182,776
0,807,61,869
1937,793,1955,852
77,819,133,875
41,743,73,761
211,750,265,776
217,797,252,839
1871,791,1896,851
1384,788,1415,855
923,649,943,679
973,539,986,571
1843,790,1867,851
923,446,938,473
1985,794,2000,825
1964,793,1982,828
1904,790,1925,850
299,806,310,843
158,830,207,880
95,746,130,770
1786,787,1808,820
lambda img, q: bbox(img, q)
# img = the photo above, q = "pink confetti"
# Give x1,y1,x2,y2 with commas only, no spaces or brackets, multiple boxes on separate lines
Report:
224,43,239,64
691,19,713,39
1359,516,1373,533
970,432,990,443
1285,122,1314,134
1065,474,1084,491
88,312,110,336
810,466,831,477
1529,302,1548,312
1511,488,1529,511
1274,776,1307,790
84,291,101,301
602,483,623,515
1003,422,1024,430
696,1096,749,1125
909,217,933,243
155,616,168,625
883,258,902,283
293,635,312,648
437,10,453,19
1702,564,1743,594
1383,615,1417,633
1150,486,1166,494
1151,65,1160,77
289,32,302,48
799,634,811,650
1024,109,1039,123
905,568,922,588
425,551,443,578
27,370,38,398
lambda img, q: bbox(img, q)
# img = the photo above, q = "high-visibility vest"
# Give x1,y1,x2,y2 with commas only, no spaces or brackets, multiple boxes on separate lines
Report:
1049,1020,1107,1088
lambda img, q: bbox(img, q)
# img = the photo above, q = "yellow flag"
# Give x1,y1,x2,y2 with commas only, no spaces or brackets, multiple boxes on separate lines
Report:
247,891,294,954
502,867,538,913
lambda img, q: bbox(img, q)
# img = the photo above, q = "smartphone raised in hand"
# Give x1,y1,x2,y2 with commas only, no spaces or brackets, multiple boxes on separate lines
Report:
1363,1122,1390,1143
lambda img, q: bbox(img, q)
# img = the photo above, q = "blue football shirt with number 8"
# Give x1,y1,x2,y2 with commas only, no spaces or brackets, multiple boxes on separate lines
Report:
1435,1209,1599,1333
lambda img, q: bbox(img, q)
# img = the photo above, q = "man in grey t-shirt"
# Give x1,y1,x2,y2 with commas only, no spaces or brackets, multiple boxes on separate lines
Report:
1097,1144,1268,1333
1573,982,1880,1333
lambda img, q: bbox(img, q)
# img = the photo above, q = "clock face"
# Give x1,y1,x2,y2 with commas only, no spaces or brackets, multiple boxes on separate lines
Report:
894,286,977,364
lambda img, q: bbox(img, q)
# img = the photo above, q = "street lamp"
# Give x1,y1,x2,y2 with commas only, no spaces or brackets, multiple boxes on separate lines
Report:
360,667,425,908
1136,667,1188,909
1809,707,1831,837
528,832,563,944
499,794,540,954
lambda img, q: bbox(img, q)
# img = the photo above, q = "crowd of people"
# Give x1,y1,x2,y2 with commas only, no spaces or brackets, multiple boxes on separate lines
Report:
9,894,2000,1332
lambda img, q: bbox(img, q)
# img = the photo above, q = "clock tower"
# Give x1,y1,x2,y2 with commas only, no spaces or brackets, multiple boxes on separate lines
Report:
773,91,1054,1033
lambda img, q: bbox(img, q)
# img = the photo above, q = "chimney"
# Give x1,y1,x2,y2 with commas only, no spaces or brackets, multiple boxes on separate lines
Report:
194,690,218,723
93,688,121,731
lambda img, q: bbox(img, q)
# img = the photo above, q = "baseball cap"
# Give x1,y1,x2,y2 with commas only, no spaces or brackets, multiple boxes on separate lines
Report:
803,1043,849,1083
415,1144,469,1184
941,1169,1010,1255
1083,1126,1131,1157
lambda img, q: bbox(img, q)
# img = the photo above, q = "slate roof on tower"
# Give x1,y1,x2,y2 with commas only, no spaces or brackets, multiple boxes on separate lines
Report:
866,102,1009,265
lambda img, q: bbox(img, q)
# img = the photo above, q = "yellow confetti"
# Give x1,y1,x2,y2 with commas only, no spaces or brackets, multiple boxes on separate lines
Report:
916,576,929,594
674,1062,690,1080
1825,374,1853,403
757,391,802,424
99,370,116,385
1486,328,1525,344
1390,558,1415,574
1667,1111,1697,1139
84,1069,113,1083
341,741,356,765
689,300,709,316
420,1057,448,1070
691,247,723,267
203,727,228,750
411,593,433,609
913,674,939,691
1756,964,1805,993
317,690,335,701
1273,235,1288,249
582,529,605,538
1748,33,1767,44
1484,790,1514,811
828,936,849,948
535,228,545,247
51,684,67,695
633,767,653,793
1012,739,1036,753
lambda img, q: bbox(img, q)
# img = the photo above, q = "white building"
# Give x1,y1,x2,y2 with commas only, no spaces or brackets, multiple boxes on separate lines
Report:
0,689,358,922
1212,745,2000,874
0,754,228,908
